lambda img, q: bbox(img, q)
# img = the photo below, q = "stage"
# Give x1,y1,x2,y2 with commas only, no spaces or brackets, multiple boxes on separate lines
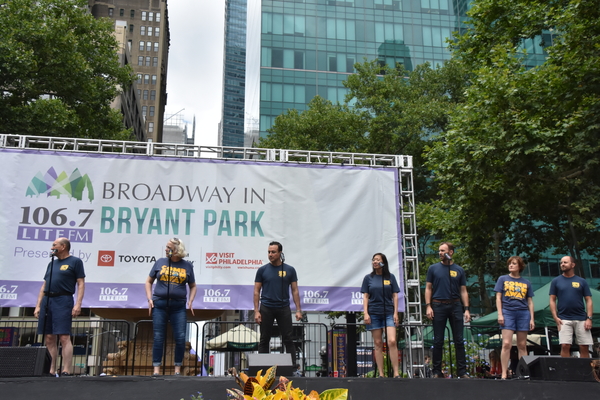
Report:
0,376,598,400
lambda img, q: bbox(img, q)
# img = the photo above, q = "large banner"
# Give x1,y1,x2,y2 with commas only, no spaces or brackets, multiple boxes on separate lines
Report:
0,149,404,311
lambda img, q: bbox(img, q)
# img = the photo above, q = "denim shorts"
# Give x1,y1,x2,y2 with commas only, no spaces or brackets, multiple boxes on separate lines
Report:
366,313,395,330
501,308,531,332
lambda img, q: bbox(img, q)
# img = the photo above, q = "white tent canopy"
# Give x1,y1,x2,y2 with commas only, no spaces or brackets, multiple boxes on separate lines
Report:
206,325,259,351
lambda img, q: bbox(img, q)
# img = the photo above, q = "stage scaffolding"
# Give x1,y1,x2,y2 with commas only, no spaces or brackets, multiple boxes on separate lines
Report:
0,134,424,377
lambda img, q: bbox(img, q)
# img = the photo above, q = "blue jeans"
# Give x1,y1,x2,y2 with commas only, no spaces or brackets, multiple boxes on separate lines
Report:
258,304,296,365
152,298,187,366
431,301,466,377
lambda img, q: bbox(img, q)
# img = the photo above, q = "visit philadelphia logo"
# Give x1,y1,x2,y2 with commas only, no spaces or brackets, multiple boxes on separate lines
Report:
26,167,94,202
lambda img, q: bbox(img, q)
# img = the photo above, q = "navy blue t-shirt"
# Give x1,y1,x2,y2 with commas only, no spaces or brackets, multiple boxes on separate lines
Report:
494,275,534,312
361,273,400,316
149,257,196,300
43,256,86,294
255,262,298,308
426,262,466,300
549,275,591,320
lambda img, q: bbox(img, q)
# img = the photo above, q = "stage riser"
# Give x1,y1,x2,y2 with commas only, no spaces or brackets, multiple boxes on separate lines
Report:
0,377,598,400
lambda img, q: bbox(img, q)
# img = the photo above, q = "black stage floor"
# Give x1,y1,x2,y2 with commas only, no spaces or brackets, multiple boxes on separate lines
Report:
1,376,599,400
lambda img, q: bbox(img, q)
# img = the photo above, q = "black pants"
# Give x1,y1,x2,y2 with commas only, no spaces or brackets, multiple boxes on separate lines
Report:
432,301,466,377
258,304,296,365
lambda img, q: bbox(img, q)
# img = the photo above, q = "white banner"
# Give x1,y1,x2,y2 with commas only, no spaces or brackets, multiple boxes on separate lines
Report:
0,149,404,311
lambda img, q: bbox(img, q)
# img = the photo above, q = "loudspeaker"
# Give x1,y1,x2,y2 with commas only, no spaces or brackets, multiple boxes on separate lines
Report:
516,355,596,382
247,353,294,376
0,347,51,377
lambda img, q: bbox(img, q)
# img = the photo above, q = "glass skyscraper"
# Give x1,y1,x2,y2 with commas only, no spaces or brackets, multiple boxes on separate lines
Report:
220,0,471,145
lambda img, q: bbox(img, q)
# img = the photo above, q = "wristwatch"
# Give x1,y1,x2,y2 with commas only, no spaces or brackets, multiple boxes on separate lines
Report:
586,316,592,320
463,306,470,312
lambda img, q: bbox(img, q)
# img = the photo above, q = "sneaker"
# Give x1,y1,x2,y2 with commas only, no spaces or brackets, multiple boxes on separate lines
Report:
153,373,160,376
174,372,181,376
60,372,72,377
458,374,470,379
432,373,444,378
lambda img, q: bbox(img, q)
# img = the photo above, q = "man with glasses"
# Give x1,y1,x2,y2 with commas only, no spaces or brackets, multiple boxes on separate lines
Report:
254,241,302,365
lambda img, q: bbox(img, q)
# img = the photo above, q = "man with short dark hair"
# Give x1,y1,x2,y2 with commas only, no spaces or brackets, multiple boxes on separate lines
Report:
425,242,471,379
254,241,302,364
34,237,86,376
549,256,593,358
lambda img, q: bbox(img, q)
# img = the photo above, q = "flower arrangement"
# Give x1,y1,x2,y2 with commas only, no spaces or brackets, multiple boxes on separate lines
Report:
227,366,348,400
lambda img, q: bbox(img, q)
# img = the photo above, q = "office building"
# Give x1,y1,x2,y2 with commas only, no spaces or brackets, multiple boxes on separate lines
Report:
220,0,471,145
89,0,170,143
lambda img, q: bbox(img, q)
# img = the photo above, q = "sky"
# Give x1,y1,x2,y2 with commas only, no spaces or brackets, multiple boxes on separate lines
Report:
164,0,226,146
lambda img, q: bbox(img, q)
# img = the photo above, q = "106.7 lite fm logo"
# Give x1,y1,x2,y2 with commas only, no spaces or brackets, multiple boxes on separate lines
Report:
18,167,95,243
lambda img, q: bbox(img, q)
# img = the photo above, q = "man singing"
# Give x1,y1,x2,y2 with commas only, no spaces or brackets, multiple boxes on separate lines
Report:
34,238,86,377
254,241,302,365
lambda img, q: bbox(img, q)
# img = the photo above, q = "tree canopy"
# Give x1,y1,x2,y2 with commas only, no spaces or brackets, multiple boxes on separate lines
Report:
426,0,600,280
0,0,135,139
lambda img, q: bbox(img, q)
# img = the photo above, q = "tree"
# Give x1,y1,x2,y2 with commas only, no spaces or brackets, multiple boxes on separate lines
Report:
426,0,600,286
0,0,135,139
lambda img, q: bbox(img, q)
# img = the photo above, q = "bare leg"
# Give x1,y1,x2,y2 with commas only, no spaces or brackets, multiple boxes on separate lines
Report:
59,334,73,374
579,344,590,358
500,329,514,379
45,334,58,375
560,343,571,358
371,329,385,377
515,331,528,359
174,365,181,374
386,326,399,377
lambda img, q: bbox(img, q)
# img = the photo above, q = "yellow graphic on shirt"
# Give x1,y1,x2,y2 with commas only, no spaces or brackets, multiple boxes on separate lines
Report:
159,265,187,284
278,271,287,277
384,280,391,285
503,281,528,299
60,265,69,271
450,270,457,278
572,282,580,288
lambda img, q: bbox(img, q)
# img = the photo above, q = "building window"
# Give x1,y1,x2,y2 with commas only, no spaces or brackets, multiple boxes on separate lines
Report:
155,27,160,37
139,41,145,51
137,89,141,97
145,56,151,66
156,13,161,22
136,74,142,84
149,106,155,117
591,262,600,278
108,8,114,17
140,26,146,35
137,56,144,66
144,74,150,84
151,75,157,85
143,90,149,100
142,106,147,117
141,11,147,21
146,42,152,51
130,10,135,18
149,12,154,22
152,57,158,67
540,260,560,276
120,9,124,17
148,122,154,133
150,90,156,100
148,27,153,36
127,39,132,51
153,42,159,52
129,24,134,33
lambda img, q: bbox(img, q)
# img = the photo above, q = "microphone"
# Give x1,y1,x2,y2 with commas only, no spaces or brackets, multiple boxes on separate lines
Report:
168,250,173,258
443,253,452,261
379,262,385,267
50,249,58,257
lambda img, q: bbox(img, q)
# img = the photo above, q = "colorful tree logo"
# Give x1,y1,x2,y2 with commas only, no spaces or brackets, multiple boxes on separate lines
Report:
26,167,94,202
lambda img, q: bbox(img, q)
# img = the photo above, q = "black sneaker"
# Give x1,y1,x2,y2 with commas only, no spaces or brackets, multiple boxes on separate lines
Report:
60,372,72,377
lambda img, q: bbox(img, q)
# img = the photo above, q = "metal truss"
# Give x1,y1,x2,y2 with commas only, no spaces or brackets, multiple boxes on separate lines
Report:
1,134,422,373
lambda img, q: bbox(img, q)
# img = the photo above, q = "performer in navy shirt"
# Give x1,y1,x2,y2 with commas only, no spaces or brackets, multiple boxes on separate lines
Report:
425,242,470,378
361,253,400,378
549,256,593,358
254,241,302,365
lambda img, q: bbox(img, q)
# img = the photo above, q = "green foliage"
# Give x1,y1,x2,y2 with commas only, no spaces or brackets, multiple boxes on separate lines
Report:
427,0,600,282
0,0,135,139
